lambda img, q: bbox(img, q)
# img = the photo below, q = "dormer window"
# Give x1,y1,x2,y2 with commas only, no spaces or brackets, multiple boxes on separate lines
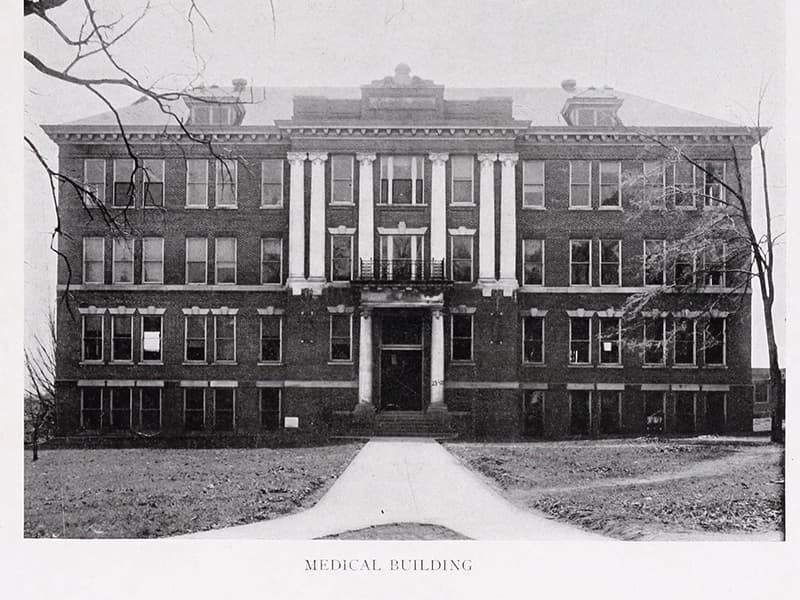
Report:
576,108,616,127
190,103,237,126
561,84,623,127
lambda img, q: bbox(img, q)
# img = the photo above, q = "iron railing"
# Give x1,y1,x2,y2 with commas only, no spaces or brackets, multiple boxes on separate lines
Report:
355,259,448,283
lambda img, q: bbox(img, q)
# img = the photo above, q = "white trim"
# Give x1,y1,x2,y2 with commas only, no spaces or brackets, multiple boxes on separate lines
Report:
210,380,238,388
521,314,545,365
179,380,208,388
214,237,238,285
257,307,285,315
182,306,210,315
641,383,670,391
449,234,474,282
565,308,596,318
598,316,622,365
450,154,474,205
569,239,592,286
567,383,594,390
78,305,105,315
256,380,285,388
597,383,625,390
110,313,133,362
184,313,207,363
142,236,164,284
449,313,473,362
82,237,105,284
111,237,135,284
598,160,622,208
77,380,106,387
672,383,700,391
210,306,238,315
568,315,592,365
260,237,284,284
330,154,355,205
702,384,730,391
522,239,545,286
330,233,354,281
140,312,163,363
379,155,426,205
214,159,238,208
213,313,237,363
377,224,428,235
138,306,166,315
522,159,545,209
81,313,104,362
136,380,165,387
283,380,358,388
108,305,136,315
185,237,208,284
326,305,355,314
569,160,592,208
259,313,283,363
599,239,621,287
260,158,285,208
185,159,209,208
329,313,353,362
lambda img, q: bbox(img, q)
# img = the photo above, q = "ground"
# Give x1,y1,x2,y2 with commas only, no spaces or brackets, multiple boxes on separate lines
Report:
319,523,470,540
446,437,784,540
24,444,362,538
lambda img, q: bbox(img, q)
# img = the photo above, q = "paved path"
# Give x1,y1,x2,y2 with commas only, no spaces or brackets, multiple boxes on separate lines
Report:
181,438,604,540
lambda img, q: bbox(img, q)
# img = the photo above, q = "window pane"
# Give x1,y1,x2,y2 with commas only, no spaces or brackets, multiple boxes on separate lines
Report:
216,238,235,261
524,160,544,185
452,315,471,338
187,238,205,260
260,389,281,430
452,180,472,204
331,315,350,338
571,161,591,183
452,156,472,178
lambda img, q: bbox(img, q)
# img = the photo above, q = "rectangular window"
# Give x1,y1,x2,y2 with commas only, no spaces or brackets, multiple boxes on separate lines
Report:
260,388,281,430
674,318,696,365
84,159,106,205
81,387,102,430
109,388,131,430
214,314,236,362
644,240,666,286
600,240,621,286
330,235,353,281
185,237,207,284
450,236,473,282
675,391,696,434
522,160,545,208
569,161,591,208
599,390,621,434
569,390,591,435
703,161,726,207
260,315,282,363
703,243,726,287
674,251,695,286
111,315,132,362
522,316,544,364
522,239,544,286
599,317,621,364
261,159,283,207
644,161,665,208
112,238,134,284
569,317,591,364
450,315,473,361
184,388,205,431
451,155,474,204
186,159,208,207
113,159,135,207
83,237,104,284
330,314,352,361
214,388,235,431
82,314,103,361
523,390,545,437
379,156,424,204
215,159,238,207
260,238,283,284
672,162,695,208
570,239,591,285
705,318,726,365
141,315,162,362
143,159,164,207
214,238,237,284
644,391,665,433
140,388,161,431
331,155,354,204
599,161,621,207
643,318,665,365
185,315,206,362
142,237,164,284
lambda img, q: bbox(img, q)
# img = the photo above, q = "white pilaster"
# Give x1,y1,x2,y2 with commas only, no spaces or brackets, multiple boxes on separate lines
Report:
357,308,373,405
356,153,376,278
429,153,449,271
307,152,328,290
477,153,498,289
287,152,307,294
429,307,446,411
498,152,519,295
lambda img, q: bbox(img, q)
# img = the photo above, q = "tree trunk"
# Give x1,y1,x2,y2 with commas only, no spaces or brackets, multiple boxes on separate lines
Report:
762,298,784,443
32,430,39,461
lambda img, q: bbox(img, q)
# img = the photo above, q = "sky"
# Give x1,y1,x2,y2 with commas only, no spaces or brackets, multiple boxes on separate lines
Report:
23,0,786,366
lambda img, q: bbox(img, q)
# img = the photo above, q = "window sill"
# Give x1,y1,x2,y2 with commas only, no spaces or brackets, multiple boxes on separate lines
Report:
376,204,428,208
214,205,239,210
450,361,475,366
704,364,728,369
569,284,593,288
568,206,593,211
328,361,354,366
673,364,699,369
143,205,165,210
260,205,285,210
675,206,697,211
258,362,284,367
111,281,135,285
519,284,545,290
330,202,356,207
522,206,546,211
184,205,209,209
139,361,164,366
214,282,238,286
110,360,134,365
182,361,208,366
598,206,623,211
568,364,594,368
642,363,667,369
329,281,352,287
522,362,546,367
449,203,476,209
599,284,622,289
79,360,105,366
213,361,238,366
142,280,164,285
597,363,623,368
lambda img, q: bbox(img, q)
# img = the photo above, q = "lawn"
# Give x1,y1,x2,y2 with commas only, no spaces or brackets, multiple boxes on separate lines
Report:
24,444,362,538
446,439,784,540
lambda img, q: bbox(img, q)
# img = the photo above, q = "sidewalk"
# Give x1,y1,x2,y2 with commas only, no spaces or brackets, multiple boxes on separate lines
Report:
180,438,605,540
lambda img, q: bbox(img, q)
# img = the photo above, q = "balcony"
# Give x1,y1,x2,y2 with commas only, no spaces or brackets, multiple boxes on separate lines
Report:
354,259,450,285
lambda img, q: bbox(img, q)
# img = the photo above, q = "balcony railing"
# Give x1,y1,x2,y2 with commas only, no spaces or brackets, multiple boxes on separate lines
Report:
355,259,448,283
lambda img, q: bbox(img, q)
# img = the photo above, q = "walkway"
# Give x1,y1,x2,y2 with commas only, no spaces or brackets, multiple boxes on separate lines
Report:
181,438,604,540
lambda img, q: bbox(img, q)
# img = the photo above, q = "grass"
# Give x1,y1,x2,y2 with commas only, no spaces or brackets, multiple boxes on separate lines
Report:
319,523,470,540
24,444,362,538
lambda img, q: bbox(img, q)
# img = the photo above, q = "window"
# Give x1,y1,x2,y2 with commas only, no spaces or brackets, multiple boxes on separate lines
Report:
214,159,237,207
644,161,665,208
260,315,282,362
674,251,695,286
705,318,726,365
643,240,665,286
600,240,621,286
142,237,164,284
575,108,615,127
674,318,696,365
450,315,473,361
184,388,205,431
644,391,665,433
81,388,102,430
186,159,208,207
379,235,424,280
703,161,726,207
331,155,354,204
111,315,132,362
569,161,591,208
672,162,695,208
141,315,162,362
261,159,283,207
675,391,695,434
523,390,545,437
451,155,474,204
331,235,353,281
215,238,237,284
82,314,103,361
140,388,161,431
643,318,665,365
191,103,235,125
379,156,424,204
109,388,131,430
330,314,352,361
113,159,135,207
112,238,134,284
599,318,621,364
260,388,281,430
185,315,207,362
522,316,544,364
522,239,544,286
599,390,621,434
143,159,164,207
450,236,473,282
570,240,591,285
569,390,591,435
214,389,235,431
599,161,621,207
261,238,283,284
522,160,545,208
703,243,725,287
84,159,106,205
569,317,591,364
83,237,104,284
214,315,236,362
185,238,207,284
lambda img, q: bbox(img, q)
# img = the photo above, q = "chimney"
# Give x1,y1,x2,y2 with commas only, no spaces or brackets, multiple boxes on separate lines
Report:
232,78,248,93
561,78,577,93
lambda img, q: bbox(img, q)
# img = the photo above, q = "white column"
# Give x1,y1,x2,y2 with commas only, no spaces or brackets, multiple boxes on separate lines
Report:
498,152,519,294
477,153,497,287
287,152,307,293
357,308,373,406
429,307,446,411
429,153,449,272
307,152,328,286
356,153,376,278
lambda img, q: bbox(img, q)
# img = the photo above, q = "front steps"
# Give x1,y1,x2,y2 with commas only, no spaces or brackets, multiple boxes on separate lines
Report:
332,410,469,439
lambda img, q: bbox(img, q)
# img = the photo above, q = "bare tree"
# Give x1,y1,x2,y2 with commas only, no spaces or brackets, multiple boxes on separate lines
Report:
25,312,57,461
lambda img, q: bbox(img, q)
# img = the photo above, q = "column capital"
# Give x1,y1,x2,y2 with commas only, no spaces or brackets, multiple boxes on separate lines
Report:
498,152,519,166
428,152,449,164
308,152,329,165
359,306,373,318
287,151,308,164
356,153,377,166
431,307,444,319
477,152,498,165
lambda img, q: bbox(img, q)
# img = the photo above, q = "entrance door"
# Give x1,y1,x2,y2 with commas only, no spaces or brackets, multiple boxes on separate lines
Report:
379,312,423,411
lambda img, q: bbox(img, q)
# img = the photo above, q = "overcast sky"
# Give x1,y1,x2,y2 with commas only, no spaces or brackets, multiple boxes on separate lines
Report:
23,0,786,365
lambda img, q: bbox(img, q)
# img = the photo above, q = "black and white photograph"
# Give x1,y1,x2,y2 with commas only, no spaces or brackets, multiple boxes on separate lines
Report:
6,0,797,597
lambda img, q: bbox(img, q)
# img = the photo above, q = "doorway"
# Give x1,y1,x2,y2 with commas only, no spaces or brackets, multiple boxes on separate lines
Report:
379,311,423,411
